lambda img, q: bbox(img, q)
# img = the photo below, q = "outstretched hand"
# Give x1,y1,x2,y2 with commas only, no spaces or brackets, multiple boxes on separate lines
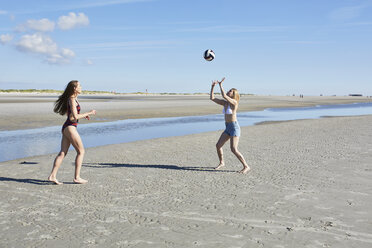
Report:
212,77,225,87
218,77,225,85
86,109,96,120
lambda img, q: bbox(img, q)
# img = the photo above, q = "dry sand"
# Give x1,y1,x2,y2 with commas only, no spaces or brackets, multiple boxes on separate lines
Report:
1,112,372,247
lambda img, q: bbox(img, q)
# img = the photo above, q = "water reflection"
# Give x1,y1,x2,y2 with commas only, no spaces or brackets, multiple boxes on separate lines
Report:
1,102,372,162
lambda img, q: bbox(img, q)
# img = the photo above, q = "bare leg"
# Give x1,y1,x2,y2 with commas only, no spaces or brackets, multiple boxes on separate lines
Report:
48,133,70,185
64,127,87,184
230,136,250,174
215,132,231,170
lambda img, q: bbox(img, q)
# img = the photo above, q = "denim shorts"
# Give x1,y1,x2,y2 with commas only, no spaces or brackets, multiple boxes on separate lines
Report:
224,121,241,137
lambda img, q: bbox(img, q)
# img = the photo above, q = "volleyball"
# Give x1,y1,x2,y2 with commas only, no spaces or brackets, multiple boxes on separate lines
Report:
203,49,215,61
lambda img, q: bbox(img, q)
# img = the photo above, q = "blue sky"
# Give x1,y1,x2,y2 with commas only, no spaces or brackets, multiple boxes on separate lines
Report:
0,0,371,95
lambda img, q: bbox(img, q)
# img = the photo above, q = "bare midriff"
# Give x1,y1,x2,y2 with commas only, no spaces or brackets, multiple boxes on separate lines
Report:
224,112,237,123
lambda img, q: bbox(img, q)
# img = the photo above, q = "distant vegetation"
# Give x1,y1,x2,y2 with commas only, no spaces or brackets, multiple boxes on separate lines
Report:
0,89,115,94
0,89,62,93
0,89,254,95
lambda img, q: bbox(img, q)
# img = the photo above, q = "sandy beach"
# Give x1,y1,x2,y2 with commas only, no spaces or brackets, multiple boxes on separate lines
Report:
1,94,372,247
1,93,371,131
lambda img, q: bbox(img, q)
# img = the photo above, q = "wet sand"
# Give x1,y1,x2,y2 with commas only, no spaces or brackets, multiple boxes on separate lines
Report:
1,113,372,247
0,93,371,131
0,93,372,247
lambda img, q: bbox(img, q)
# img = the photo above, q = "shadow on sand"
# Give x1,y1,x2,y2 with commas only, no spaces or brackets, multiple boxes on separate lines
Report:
83,162,236,173
0,177,51,185
19,161,38,165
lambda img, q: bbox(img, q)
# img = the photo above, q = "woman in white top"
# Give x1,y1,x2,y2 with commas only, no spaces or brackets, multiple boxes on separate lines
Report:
210,77,250,174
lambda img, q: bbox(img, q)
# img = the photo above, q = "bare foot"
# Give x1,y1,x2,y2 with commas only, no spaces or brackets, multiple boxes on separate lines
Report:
215,163,225,170
238,166,251,174
73,178,88,184
48,176,63,185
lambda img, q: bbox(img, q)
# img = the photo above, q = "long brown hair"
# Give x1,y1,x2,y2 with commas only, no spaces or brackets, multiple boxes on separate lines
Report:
230,88,240,102
54,80,79,115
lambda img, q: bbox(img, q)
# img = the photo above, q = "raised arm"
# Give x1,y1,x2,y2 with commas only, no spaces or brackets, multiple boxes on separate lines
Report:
69,97,96,122
218,78,237,106
210,81,225,105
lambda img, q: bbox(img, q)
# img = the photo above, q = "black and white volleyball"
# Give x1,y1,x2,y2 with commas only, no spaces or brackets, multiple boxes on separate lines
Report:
203,49,215,61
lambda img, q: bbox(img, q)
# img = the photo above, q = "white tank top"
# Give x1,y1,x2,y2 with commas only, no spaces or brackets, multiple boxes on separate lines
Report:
222,104,233,114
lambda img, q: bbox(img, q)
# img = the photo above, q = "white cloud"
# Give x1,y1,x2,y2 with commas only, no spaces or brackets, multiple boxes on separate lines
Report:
0,10,7,15
16,33,75,64
0,34,13,44
45,49,75,64
58,12,89,30
16,33,57,54
61,48,75,57
16,18,55,32
4,12,88,64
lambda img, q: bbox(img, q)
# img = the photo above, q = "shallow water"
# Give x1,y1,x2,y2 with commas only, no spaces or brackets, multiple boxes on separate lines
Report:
1,102,372,162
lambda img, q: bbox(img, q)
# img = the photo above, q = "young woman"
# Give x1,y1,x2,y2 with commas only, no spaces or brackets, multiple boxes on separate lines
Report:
210,77,250,174
48,80,96,185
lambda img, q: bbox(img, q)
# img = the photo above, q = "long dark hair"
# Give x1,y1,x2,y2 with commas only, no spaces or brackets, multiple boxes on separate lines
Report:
54,80,79,115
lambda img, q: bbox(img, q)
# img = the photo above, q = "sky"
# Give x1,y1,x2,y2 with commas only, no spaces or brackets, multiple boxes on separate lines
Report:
0,0,372,95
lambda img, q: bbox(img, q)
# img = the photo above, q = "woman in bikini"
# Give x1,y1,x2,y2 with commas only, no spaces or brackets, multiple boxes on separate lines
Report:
210,77,250,174
48,80,96,184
